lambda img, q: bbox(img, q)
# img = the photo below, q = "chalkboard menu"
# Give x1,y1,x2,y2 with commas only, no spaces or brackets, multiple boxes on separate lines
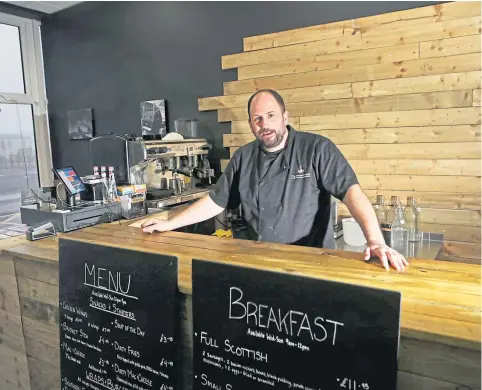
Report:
59,239,178,390
192,260,401,390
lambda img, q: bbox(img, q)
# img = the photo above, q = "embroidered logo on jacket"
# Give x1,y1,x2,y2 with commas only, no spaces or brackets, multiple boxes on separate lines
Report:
290,165,311,179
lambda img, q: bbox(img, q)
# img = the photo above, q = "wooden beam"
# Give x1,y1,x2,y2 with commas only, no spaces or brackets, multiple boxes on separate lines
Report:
238,43,419,80
362,190,481,211
361,16,481,46
420,34,482,59
224,53,481,95
338,142,481,160
223,16,480,69
223,125,481,145
243,2,481,51
339,203,481,227
17,277,58,307
352,71,481,98
218,90,473,122
300,107,481,129
356,175,481,197
198,83,352,111
350,158,481,177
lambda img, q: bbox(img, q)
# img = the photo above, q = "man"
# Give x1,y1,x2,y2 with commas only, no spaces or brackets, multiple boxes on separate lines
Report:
142,89,408,272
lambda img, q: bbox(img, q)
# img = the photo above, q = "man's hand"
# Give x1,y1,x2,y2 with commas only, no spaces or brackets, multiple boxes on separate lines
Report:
141,219,173,233
364,243,409,272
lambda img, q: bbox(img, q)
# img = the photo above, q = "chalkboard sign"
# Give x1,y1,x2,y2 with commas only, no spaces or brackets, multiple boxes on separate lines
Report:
192,260,401,390
59,239,178,390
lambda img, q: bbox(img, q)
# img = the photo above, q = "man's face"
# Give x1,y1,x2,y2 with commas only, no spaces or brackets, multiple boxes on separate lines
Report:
248,93,289,150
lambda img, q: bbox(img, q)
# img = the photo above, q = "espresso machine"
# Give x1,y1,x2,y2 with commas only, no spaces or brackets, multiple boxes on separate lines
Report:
90,133,215,210
143,133,215,208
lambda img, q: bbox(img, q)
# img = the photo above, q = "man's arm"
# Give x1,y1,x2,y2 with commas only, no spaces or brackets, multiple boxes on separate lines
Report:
141,195,225,233
343,184,409,272
142,148,242,233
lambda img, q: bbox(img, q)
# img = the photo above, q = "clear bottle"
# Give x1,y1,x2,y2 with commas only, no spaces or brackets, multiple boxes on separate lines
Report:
374,195,387,225
100,166,108,203
405,197,418,242
391,206,408,255
387,196,400,225
414,198,422,242
107,166,117,202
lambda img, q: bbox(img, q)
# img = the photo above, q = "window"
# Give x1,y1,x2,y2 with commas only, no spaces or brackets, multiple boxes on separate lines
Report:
0,12,52,222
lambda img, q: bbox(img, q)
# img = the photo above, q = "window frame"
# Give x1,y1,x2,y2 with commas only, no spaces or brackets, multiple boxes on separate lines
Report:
0,12,53,187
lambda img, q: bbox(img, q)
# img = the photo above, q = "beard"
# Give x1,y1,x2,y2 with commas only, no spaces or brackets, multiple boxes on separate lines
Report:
257,127,286,149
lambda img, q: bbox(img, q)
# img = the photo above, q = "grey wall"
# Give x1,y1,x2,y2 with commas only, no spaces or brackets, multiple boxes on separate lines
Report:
40,1,440,176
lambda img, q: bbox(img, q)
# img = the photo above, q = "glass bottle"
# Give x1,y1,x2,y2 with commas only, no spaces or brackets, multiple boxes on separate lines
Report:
108,166,117,202
391,206,408,255
405,197,418,242
374,195,387,225
388,196,400,224
414,199,422,242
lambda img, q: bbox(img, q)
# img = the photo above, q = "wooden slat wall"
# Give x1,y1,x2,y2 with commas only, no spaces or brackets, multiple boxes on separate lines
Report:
198,2,482,245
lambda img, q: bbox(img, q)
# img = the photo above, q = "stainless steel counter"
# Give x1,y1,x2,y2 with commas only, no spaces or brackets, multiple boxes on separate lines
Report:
334,232,444,260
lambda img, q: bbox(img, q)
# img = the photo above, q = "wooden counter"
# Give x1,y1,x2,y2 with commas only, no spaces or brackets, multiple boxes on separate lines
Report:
0,222,480,390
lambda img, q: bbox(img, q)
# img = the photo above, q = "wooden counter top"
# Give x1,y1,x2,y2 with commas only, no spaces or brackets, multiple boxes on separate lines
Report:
2,222,481,352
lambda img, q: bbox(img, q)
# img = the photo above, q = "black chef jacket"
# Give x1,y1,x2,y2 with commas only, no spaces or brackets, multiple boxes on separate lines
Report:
209,126,359,249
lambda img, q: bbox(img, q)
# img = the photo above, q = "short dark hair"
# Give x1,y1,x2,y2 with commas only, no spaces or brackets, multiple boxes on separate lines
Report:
247,89,286,119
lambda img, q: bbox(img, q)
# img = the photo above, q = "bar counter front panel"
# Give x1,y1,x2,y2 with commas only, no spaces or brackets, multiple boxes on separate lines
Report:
0,222,480,390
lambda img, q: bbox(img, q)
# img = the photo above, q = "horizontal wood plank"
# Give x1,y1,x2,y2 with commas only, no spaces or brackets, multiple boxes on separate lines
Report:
17,277,58,307
420,34,482,59
398,337,481,389
223,16,480,69
243,2,481,51
300,107,482,129
198,83,352,111
226,34,364,69
224,53,481,95
397,370,476,390
230,141,481,159
224,125,481,145
218,90,473,122
356,175,481,196
421,223,481,243
14,257,58,286
19,296,59,328
339,202,481,227
361,16,481,47
362,190,481,211
350,158,481,177
474,88,481,106
352,70,481,98
238,43,419,80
